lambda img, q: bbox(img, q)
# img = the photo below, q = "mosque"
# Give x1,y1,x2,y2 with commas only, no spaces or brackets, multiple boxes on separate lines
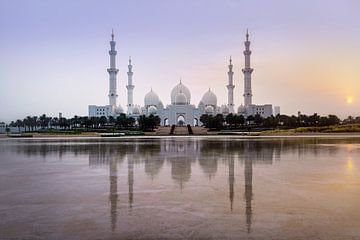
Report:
89,30,279,126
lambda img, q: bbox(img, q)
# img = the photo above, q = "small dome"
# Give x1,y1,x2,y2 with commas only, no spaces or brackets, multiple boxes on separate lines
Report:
171,80,191,104
114,106,124,114
132,105,140,115
148,105,157,114
201,89,217,107
238,104,246,114
220,105,229,114
144,89,161,107
205,105,214,114
175,91,187,105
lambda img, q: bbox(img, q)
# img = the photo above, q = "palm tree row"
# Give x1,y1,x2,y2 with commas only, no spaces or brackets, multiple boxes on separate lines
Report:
8,113,163,132
200,113,356,130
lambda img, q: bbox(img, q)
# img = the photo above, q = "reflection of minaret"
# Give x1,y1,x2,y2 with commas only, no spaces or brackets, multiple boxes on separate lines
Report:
128,156,134,208
109,159,118,232
244,156,253,233
229,156,235,211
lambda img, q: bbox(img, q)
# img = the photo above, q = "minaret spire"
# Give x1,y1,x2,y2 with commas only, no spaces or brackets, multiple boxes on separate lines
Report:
126,56,135,114
242,29,253,108
108,30,119,108
227,56,235,113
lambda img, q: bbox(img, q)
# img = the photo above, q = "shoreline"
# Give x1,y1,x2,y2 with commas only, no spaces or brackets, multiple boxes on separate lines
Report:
1,132,360,140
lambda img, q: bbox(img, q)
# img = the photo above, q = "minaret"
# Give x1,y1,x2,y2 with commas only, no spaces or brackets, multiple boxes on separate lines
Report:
242,29,253,108
126,57,134,114
108,30,119,107
227,56,235,113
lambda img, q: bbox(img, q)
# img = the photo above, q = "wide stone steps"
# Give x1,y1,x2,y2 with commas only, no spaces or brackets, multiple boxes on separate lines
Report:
155,126,208,135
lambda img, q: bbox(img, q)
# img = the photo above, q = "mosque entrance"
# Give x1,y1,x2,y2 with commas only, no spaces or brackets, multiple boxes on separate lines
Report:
194,118,199,126
177,115,185,126
163,118,169,126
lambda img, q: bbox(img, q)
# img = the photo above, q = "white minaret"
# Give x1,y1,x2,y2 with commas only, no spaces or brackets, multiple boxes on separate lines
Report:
108,30,119,107
227,56,235,113
126,57,134,114
242,29,253,108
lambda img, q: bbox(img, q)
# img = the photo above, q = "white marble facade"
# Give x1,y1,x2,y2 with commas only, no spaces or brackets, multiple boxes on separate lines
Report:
89,30,279,125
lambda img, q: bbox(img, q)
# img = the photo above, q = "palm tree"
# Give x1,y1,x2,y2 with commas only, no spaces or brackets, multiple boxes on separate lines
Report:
39,114,49,129
15,119,23,132
51,117,59,129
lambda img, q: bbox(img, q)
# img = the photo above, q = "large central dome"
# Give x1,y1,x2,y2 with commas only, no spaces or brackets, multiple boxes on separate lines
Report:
171,80,191,104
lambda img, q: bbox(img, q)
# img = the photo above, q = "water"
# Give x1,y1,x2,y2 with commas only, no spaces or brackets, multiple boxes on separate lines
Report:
0,136,359,239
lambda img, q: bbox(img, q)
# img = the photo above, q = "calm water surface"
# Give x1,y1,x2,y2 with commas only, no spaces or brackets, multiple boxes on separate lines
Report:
0,136,360,240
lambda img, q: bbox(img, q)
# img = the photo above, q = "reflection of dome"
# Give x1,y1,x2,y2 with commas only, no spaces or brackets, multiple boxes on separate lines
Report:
132,105,140,115
171,81,191,104
205,105,214,114
220,105,229,114
144,89,161,107
114,106,124,114
199,156,217,178
148,105,157,114
238,104,246,114
175,91,187,105
201,89,217,107
145,158,165,179
171,157,191,184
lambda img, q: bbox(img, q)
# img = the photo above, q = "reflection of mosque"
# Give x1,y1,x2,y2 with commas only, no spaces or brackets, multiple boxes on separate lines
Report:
86,139,280,232
8,138,358,232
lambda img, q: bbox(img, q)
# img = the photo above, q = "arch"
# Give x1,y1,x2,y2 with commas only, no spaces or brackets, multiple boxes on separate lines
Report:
177,115,185,126
194,118,199,126
163,118,169,126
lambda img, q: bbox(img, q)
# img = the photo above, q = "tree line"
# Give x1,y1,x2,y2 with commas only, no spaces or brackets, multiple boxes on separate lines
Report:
7,114,161,132
200,113,359,130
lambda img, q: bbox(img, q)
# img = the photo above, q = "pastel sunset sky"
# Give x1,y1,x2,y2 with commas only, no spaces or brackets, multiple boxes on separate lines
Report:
0,0,359,121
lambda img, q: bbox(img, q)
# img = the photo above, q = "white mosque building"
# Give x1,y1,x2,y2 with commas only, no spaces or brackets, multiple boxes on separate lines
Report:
89,30,279,126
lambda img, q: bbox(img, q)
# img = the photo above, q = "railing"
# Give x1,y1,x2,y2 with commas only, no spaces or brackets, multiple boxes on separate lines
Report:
187,124,193,135
170,125,175,135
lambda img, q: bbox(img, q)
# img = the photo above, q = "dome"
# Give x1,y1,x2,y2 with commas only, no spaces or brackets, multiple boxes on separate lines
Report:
171,81,191,104
220,105,229,114
148,106,157,114
205,105,214,114
114,105,124,114
201,89,217,107
144,89,161,107
132,105,140,115
175,91,187,105
238,104,246,114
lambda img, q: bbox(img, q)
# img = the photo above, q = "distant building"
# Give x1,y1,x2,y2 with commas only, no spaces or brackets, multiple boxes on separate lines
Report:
0,122,6,134
274,106,281,116
89,30,278,125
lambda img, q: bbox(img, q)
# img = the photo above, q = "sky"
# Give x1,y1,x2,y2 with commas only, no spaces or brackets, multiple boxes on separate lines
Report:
0,0,359,122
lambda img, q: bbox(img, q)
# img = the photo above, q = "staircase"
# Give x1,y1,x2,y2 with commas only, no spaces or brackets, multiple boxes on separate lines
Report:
155,125,208,135
192,126,208,135
173,126,189,135
155,126,172,135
